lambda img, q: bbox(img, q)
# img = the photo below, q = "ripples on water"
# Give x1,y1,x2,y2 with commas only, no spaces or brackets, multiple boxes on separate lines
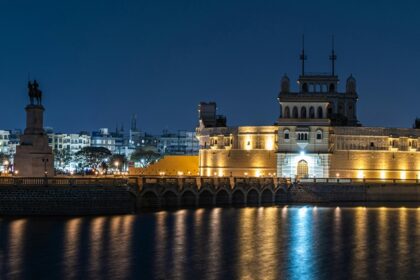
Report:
1,206,420,279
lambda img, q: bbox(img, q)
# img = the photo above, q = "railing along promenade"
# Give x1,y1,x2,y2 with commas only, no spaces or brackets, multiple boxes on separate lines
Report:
0,176,137,187
139,176,420,189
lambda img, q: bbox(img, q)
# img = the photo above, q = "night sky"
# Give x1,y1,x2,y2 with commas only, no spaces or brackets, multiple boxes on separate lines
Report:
1,0,420,134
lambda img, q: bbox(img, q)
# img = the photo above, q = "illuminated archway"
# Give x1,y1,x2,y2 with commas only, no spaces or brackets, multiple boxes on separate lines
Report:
297,160,309,178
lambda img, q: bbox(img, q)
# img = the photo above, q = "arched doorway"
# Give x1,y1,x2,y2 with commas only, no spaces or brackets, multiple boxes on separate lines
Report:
297,160,309,178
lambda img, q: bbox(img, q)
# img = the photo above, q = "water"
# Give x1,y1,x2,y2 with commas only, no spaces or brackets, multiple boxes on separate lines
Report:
1,206,420,279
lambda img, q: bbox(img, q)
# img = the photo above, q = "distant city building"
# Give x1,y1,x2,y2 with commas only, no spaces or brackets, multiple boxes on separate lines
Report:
157,130,199,155
91,128,124,154
0,130,10,154
47,130,91,154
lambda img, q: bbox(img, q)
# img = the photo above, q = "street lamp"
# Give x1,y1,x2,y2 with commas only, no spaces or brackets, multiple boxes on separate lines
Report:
114,161,120,174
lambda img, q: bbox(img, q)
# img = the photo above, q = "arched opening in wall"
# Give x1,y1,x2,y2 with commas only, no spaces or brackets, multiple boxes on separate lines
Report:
232,190,245,205
284,106,290,118
161,191,178,207
327,103,333,118
297,160,309,178
261,189,273,204
275,188,286,203
246,189,259,205
302,83,308,92
198,190,214,206
181,190,196,207
329,83,335,92
215,189,229,205
292,107,299,118
309,107,315,118
338,102,345,115
301,107,307,118
141,191,159,208
317,106,323,118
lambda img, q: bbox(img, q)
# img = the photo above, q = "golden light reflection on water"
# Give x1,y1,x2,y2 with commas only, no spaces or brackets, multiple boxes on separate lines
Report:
352,207,367,278
208,208,221,280
238,207,257,280
377,207,388,279
256,207,278,280
64,218,82,280
397,207,408,277
89,216,106,279
8,219,27,277
173,210,187,280
109,215,134,279
155,211,168,280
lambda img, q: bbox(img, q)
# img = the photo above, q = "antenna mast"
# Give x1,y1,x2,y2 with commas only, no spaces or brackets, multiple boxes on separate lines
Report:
299,35,307,76
329,35,337,76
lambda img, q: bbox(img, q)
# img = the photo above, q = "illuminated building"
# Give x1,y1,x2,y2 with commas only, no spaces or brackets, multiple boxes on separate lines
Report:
197,45,420,180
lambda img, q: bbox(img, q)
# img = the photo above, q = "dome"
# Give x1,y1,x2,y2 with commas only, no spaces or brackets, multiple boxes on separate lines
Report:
346,74,356,93
281,74,290,93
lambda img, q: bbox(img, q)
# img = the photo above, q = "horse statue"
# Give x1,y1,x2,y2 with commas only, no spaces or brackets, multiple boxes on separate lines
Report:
27,80,42,105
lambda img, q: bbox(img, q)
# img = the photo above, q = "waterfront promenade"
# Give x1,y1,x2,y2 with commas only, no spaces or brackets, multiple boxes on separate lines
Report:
1,175,420,215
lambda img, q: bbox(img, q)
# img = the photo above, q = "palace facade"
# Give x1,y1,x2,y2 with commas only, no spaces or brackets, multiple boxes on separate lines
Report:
196,52,420,180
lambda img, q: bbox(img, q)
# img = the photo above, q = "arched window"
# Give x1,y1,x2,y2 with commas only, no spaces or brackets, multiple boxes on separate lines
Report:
316,130,323,140
301,107,307,118
304,133,308,140
284,129,290,141
302,83,308,93
317,106,323,118
284,106,290,118
329,83,335,93
292,106,299,118
338,102,345,115
327,103,333,118
309,107,315,118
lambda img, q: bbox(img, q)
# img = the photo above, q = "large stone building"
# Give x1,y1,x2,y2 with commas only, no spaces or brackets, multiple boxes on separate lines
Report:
197,49,420,180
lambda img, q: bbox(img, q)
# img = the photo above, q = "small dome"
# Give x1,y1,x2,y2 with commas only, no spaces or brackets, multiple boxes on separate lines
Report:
346,74,356,93
281,74,290,93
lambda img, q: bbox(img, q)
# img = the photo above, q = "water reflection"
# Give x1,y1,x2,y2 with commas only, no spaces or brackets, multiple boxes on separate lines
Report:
1,206,420,279
288,207,314,280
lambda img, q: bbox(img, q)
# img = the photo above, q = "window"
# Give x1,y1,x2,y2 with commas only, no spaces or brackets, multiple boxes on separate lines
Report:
316,130,323,140
292,107,298,118
309,107,315,118
317,107,323,118
284,130,290,140
301,107,307,118
284,107,290,118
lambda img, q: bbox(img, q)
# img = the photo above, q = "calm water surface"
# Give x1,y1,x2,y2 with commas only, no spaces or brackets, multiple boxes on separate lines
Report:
1,206,420,279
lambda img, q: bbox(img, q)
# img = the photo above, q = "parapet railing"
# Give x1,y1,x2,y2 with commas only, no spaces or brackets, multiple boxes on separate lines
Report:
0,176,136,187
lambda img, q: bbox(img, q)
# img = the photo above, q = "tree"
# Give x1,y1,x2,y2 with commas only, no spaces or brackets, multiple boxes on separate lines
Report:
54,149,73,170
130,148,161,168
75,147,112,170
109,154,128,171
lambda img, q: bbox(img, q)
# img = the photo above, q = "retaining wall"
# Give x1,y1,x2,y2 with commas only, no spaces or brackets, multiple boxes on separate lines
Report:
0,185,137,215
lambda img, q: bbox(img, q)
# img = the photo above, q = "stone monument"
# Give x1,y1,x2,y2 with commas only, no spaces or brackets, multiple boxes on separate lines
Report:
14,80,54,177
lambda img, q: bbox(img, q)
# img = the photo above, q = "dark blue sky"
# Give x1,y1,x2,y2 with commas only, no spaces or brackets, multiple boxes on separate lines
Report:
1,0,420,134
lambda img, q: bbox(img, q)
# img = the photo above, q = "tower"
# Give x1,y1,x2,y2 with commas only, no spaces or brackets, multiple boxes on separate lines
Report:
14,80,54,177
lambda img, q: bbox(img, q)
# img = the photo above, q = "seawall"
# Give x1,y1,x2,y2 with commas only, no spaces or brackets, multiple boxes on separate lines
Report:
138,177,420,208
0,185,137,215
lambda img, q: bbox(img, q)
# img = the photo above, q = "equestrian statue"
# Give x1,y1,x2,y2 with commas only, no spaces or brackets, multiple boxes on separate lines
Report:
27,80,43,105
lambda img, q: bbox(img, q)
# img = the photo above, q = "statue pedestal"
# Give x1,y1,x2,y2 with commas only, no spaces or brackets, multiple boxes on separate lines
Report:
14,105,54,177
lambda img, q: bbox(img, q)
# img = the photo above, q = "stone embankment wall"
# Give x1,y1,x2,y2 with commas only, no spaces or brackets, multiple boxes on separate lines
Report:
0,185,137,215
138,177,420,208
